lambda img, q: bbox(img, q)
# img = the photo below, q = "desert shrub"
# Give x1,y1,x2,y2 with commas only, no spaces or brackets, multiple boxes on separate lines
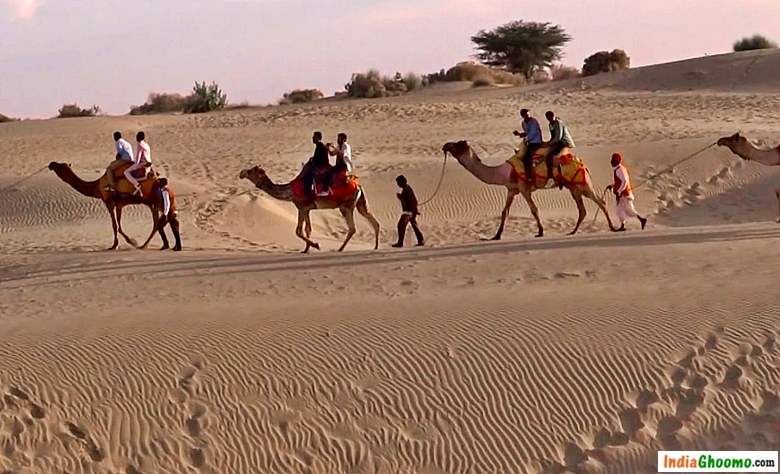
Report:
0,113,15,123
532,70,551,83
184,81,227,113
428,61,524,86
57,104,100,118
130,92,189,115
402,73,423,92
471,74,495,87
582,49,631,76
733,34,778,52
550,64,580,81
345,70,408,98
279,89,324,105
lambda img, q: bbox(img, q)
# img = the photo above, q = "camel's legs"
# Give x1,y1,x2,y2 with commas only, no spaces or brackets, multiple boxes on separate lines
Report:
106,202,119,250
356,192,380,250
304,214,312,239
776,188,780,223
138,206,160,249
296,210,320,253
583,187,617,231
116,205,140,248
518,189,544,238
493,188,519,240
568,188,587,235
337,207,357,252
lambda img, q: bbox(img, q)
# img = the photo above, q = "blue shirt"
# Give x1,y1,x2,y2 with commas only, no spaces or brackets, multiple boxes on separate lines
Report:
522,117,542,144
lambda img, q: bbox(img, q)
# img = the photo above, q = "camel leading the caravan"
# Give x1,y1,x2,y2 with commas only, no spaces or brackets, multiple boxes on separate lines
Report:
717,132,780,222
48,162,180,250
441,140,616,239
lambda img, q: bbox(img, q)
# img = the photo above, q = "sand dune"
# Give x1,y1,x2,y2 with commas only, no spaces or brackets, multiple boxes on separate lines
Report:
1,52,779,473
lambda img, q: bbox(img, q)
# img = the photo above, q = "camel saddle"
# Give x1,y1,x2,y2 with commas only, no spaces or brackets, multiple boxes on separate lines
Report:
108,161,157,198
292,167,359,202
507,144,588,187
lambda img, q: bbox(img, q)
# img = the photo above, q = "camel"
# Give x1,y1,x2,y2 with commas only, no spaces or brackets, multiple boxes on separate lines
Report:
441,141,616,239
239,166,380,253
48,162,181,250
717,132,780,222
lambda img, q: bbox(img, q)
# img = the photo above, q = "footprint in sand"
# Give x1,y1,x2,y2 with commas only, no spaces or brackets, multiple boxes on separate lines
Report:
64,421,104,462
185,402,208,437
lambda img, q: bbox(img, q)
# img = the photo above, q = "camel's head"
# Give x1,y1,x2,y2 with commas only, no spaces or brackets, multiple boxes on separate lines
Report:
442,141,471,159
239,165,268,185
717,132,745,149
48,161,73,176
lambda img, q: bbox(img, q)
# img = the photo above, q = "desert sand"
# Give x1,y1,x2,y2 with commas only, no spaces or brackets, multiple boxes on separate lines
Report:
1,50,779,474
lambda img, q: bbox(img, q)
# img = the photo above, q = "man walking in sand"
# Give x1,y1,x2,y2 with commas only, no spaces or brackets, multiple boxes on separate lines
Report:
607,153,647,231
105,131,134,191
513,109,543,184
392,175,424,248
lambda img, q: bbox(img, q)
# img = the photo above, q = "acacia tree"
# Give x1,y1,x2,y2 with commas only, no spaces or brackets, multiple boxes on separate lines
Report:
471,21,571,79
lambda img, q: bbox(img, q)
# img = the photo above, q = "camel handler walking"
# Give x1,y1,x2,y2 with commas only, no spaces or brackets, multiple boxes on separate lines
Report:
105,131,134,191
607,153,647,231
392,175,424,248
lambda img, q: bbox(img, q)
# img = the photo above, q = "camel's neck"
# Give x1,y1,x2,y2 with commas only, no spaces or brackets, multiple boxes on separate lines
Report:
54,167,102,198
454,150,509,185
729,143,780,166
256,178,294,201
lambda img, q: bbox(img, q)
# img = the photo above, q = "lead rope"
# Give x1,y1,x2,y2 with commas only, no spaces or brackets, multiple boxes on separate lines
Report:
418,153,448,207
0,165,48,193
591,141,717,225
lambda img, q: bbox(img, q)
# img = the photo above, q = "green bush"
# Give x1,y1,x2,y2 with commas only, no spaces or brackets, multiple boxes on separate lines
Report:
184,81,227,113
550,64,580,81
279,89,324,105
130,92,189,115
57,104,100,118
582,49,630,76
733,34,777,52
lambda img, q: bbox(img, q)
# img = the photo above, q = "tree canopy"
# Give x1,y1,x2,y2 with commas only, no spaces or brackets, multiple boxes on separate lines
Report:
471,21,571,79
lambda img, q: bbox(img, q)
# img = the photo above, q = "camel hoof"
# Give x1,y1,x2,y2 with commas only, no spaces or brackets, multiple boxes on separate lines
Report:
173,246,182,252
567,231,577,236
108,244,118,251
490,236,501,241
160,244,169,251
312,243,321,250
536,232,544,238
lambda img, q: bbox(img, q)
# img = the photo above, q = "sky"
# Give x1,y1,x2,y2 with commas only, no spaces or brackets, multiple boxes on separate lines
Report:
2,0,779,118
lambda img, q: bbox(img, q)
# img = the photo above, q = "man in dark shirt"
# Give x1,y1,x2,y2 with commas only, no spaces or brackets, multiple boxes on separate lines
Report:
303,131,331,197
392,175,424,247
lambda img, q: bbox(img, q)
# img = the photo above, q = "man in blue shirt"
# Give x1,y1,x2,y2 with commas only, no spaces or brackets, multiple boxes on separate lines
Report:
105,131,134,191
513,109,542,184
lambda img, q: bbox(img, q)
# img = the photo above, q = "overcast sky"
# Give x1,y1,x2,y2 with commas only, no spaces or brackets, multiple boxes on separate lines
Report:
2,0,779,118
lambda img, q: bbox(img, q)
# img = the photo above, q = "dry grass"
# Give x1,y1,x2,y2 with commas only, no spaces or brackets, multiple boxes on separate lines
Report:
130,93,189,115
57,104,100,118
550,64,580,81
279,89,324,105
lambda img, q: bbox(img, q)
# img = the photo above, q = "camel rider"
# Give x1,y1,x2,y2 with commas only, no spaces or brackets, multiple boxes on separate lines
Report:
303,131,331,197
607,153,647,231
545,111,575,187
513,109,542,183
328,133,353,185
105,131,134,191
125,131,152,196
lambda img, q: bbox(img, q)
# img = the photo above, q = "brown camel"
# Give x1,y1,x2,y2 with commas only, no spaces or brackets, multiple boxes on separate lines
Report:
239,166,380,253
717,132,780,222
48,162,181,250
441,141,616,239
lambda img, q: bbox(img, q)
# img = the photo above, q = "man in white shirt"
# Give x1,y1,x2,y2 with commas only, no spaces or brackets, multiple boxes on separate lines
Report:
105,131,134,191
124,131,152,195
336,133,353,174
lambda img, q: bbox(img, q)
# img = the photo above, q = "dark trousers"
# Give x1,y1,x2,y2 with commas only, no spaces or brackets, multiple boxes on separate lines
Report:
397,213,424,245
547,142,567,178
523,143,542,182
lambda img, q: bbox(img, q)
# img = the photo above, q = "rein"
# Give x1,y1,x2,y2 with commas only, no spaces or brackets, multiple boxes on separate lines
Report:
419,153,448,207
0,165,48,193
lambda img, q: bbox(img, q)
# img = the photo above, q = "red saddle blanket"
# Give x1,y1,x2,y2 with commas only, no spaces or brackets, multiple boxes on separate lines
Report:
291,169,360,201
